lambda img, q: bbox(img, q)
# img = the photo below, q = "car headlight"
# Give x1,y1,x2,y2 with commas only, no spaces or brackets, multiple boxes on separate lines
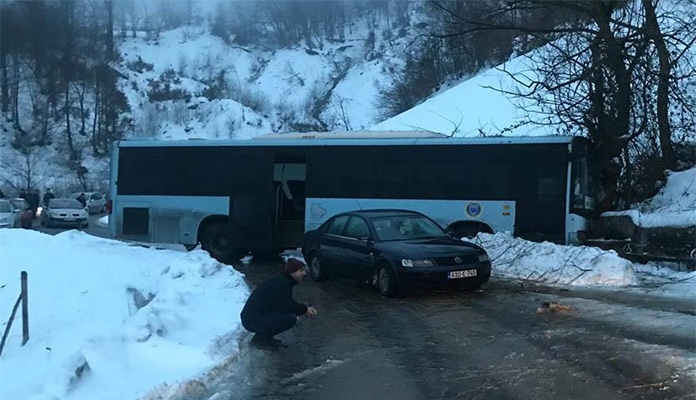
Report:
402,259,434,267
478,253,490,262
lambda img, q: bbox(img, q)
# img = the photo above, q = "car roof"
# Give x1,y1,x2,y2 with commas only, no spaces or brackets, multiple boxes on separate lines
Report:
335,209,428,219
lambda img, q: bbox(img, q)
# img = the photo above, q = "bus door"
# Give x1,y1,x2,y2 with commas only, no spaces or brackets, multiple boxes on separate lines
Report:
228,152,275,249
272,154,307,248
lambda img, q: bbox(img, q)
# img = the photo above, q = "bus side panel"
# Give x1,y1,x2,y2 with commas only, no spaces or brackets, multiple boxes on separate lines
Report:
305,198,516,235
113,195,229,244
306,144,568,243
116,146,276,248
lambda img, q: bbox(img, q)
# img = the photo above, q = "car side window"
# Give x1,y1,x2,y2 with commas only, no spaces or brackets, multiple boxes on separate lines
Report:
93,194,102,200
326,215,349,236
344,217,370,239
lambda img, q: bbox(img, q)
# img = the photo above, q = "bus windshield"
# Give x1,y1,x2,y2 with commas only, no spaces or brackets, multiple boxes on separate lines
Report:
571,157,602,215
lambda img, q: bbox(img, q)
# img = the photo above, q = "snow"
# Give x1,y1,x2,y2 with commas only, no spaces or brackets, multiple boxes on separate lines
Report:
469,232,640,287
601,167,696,228
371,52,550,137
0,230,249,400
631,262,696,299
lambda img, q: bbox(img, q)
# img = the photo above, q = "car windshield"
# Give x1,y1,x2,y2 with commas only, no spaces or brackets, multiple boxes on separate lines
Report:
0,201,11,213
50,199,83,209
371,215,447,241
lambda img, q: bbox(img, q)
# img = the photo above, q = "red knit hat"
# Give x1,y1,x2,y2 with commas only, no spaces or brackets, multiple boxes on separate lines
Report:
284,258,306,273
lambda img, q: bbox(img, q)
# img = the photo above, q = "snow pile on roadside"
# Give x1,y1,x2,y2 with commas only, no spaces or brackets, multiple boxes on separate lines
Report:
602,166,696,228
0,229,250,400
471,232,639,286
632,262,696,299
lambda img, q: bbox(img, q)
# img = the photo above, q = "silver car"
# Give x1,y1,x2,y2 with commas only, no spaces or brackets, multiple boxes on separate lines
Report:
0,199,14,228
40,198,89,228
70,192,107,214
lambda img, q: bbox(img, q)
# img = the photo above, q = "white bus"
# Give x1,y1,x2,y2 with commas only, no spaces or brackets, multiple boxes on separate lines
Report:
109,131,600,261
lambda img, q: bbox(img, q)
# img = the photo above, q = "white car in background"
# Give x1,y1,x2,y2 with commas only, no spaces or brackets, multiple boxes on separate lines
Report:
41,198,89,229
0,199,14,228
70,192,107,214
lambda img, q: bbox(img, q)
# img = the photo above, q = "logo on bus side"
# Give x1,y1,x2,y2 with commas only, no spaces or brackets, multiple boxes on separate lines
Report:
466,202,482,218
310,203,327,220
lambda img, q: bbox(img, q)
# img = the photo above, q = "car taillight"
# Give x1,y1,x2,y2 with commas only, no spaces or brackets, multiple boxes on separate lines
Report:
106,200,113,215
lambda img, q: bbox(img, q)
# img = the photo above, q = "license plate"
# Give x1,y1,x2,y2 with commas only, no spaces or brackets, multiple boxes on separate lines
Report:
447,269,477,279
64,218,75,222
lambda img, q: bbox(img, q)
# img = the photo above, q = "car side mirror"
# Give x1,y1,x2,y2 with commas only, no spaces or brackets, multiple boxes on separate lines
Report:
445,227,456,237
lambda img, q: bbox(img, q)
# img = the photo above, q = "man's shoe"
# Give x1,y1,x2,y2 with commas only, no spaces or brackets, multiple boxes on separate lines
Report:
250,335,279,350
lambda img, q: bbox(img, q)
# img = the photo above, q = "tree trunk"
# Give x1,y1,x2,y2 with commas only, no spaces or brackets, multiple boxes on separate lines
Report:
1,49,8,115
642,0,677,171
105,0,114,61
63,0,75,160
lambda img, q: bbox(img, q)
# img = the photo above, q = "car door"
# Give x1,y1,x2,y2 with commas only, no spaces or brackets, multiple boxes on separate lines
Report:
342,216,376,279
319,215,350,272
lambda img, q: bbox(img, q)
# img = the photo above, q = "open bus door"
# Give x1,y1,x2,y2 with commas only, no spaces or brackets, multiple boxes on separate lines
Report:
272,153,307,249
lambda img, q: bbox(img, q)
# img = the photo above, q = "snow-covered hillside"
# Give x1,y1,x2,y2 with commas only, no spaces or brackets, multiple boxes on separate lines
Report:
118,21,411,141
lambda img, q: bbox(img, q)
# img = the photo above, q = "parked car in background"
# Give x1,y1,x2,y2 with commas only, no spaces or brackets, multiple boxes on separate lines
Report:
70,192,106,214
8,198,30,227
40,198,89,229
0,199,14,228
302,209,492,297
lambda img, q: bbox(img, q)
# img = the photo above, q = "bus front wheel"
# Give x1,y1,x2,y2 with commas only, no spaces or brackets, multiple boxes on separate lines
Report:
201,223,242,262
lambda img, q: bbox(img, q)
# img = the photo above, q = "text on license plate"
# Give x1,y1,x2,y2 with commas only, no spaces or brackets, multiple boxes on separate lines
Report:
447,269,477,279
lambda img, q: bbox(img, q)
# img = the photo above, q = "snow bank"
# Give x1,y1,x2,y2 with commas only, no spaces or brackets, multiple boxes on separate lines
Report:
0,229,249,400
471,232,639,286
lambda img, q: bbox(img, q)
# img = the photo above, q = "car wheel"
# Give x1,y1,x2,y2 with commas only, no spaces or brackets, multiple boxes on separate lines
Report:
376,265,398,297
308,253,328,282
201,222,244,262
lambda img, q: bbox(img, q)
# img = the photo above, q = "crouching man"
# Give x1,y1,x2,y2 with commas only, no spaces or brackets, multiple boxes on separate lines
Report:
240,258,318,350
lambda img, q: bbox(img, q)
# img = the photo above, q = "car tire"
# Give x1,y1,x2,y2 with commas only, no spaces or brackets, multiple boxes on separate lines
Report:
308,253,328,282
376,265,398,297
201,222,244,262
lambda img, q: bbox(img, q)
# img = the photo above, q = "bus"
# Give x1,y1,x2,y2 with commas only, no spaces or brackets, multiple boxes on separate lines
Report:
109,131,600,261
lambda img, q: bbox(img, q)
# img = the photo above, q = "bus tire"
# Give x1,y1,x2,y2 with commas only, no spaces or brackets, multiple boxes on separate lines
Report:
376,264,398,297
308,253,328,282
201,222,242,262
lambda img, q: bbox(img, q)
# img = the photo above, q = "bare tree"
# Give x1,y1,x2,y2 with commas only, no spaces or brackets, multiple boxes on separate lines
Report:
431,0,696,210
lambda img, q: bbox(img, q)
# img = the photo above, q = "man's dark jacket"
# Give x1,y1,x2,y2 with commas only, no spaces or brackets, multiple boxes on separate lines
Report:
241,273,308,325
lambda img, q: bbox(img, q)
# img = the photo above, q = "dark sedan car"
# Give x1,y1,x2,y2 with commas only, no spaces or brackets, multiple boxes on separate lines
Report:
302,210,492,296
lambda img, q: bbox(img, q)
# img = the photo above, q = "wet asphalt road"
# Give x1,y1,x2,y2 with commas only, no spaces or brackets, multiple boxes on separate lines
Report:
216,260,696,400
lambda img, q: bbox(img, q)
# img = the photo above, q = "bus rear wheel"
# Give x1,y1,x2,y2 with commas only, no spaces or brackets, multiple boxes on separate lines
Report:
201,223,243,262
